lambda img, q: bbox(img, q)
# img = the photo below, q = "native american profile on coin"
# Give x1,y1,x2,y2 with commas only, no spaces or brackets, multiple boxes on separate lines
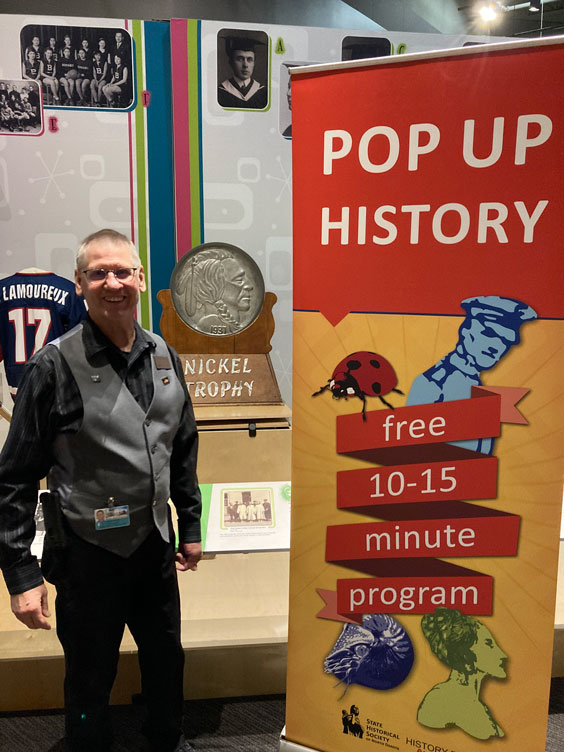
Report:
171,243,265,336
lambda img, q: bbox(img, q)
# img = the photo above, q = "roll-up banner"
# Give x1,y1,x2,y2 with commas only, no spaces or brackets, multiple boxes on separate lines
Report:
286,38,564,752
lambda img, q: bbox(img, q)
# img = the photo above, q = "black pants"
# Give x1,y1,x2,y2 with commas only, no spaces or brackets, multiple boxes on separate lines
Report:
43,527,184,752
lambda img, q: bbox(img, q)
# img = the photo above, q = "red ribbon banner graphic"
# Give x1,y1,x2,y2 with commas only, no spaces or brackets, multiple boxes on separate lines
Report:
318,387,527,620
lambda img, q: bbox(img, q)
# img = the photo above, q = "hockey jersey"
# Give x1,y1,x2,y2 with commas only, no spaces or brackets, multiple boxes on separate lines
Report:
0,270,87,394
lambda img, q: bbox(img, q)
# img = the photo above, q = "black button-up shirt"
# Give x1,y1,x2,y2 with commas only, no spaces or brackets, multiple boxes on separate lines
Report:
0,317,201,595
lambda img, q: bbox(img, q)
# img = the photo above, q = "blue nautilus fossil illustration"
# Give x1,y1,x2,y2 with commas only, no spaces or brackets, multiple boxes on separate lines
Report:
324,614,414,692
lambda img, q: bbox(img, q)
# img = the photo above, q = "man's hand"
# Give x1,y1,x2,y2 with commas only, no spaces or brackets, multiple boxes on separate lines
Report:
175,541,202,572
11,583,51,630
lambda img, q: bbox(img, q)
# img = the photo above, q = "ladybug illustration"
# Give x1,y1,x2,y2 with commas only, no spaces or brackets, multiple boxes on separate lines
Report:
312,351,403,420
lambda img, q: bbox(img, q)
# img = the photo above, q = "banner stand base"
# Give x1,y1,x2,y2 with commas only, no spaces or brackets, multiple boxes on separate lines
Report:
279,728,321,751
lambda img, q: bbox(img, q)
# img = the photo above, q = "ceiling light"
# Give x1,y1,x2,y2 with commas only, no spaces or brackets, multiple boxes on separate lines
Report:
480,4,498,21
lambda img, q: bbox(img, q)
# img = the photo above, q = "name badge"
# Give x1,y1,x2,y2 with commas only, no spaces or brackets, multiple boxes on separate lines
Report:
94,505,130,530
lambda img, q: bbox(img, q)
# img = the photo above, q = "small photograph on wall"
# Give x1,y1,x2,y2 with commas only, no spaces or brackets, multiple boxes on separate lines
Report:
279,61,320,139
217,28,269,110
221,488,275,528
0,79,43,135
341,35,392,61
20,24,134,110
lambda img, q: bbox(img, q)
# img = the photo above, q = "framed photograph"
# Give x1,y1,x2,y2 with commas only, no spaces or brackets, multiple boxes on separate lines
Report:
20,23,134,110
221,487,275,528
279,61,320,139
341,35,392,61
199,481,291,553
217,28,269,111
0,79,43,136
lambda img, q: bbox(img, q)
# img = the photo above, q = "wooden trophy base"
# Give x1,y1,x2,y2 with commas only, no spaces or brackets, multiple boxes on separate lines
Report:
157,289,290,432
157,289,277,354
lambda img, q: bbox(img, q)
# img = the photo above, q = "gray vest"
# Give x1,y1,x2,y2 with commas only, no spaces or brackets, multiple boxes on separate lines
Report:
47,324,185,557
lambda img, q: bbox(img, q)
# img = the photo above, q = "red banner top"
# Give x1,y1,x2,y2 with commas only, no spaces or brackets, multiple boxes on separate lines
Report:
292,44,564,324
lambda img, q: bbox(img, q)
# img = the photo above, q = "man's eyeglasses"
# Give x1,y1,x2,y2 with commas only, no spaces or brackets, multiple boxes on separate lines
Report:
81,267,138,283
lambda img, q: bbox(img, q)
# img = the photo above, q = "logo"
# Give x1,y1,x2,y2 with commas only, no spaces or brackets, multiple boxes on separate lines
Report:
341,704,364,738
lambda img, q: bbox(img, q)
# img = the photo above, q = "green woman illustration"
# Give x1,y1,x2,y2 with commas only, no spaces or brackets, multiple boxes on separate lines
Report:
418,608,507,740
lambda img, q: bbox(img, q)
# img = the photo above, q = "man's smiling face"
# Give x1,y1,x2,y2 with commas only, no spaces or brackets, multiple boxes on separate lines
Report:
75,239,146,327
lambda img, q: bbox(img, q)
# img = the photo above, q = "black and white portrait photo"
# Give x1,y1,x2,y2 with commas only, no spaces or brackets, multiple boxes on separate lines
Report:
217,29,269,110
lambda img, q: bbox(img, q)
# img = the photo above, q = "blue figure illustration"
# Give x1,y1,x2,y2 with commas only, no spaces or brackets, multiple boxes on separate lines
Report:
406,296,537,454
324,614,414,694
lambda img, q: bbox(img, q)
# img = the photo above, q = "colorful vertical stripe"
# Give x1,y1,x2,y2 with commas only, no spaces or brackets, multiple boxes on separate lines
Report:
124,19,202,331
144,21,177,335
171,19,204,260
170,19,192,259
126,20,177,334
187,19,204,249
131,19,151,329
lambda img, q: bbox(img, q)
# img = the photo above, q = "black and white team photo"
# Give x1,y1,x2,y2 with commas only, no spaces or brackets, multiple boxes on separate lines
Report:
19,24,134,110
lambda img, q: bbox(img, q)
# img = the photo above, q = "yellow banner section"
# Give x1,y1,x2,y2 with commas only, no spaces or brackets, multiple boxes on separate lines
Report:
286,311,564,752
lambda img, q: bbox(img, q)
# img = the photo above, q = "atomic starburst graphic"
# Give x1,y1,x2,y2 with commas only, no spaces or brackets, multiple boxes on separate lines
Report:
28,150,75,204
266,155,291,203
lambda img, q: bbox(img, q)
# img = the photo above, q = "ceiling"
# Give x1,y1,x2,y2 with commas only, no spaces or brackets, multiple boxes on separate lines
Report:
1,0,563,37
457,0,564,38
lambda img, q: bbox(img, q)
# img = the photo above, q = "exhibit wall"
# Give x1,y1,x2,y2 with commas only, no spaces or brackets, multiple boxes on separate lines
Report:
286,39,564,752
169,20,502,406
0,14,509,408
0,13,174,335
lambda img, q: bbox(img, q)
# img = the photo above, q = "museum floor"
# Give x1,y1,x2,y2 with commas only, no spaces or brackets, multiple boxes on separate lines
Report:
0,694,286,751
0,687,563,751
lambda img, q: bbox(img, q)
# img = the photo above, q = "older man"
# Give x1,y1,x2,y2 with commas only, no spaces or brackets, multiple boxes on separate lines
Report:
407,295,537,454
0,229,200,752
